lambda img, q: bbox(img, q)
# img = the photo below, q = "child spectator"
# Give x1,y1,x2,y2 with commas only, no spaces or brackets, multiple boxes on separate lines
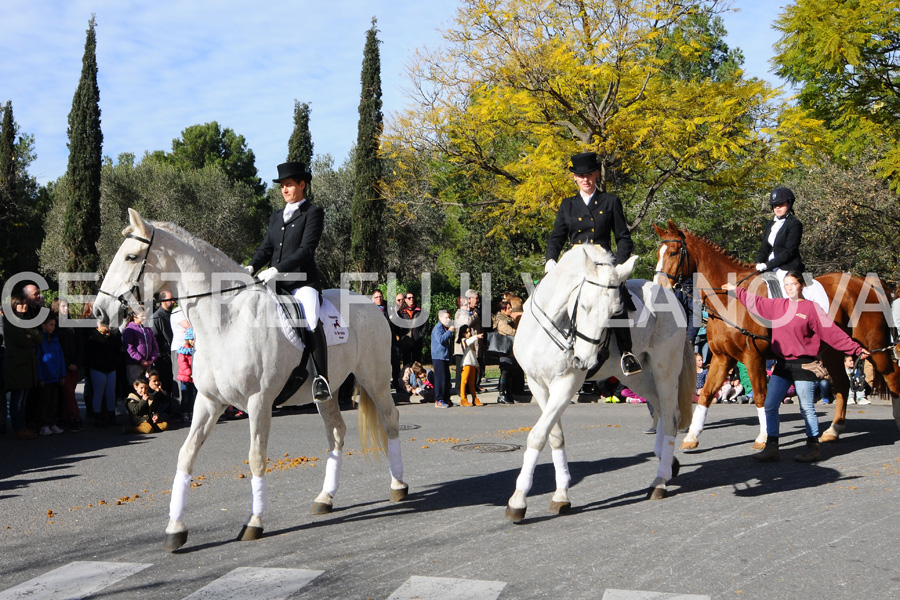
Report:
844,355,871,405
177,327,196,423
695,353,707,397
52,297,83,431
716,368,743,403
457,324,484,407
35,314,66,435
430,310,455,409
147,370,177,423
125,375,168,434
402,362,435,403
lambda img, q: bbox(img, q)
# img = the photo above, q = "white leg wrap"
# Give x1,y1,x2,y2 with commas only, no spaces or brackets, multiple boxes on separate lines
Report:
657,435,677,480
251,475,267,515
757,406,767,433
388,438,403,481
168,470,192,522
515,447,541,493
323,450,342,497
551,448,571,491
688,404,708,437
654,426,664,458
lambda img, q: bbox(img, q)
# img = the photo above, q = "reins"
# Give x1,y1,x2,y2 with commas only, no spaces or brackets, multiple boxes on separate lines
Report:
97,228,263,313
530,260,619,352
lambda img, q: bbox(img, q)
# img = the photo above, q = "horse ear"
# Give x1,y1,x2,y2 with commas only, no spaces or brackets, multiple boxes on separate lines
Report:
667,219,678,233
127,208,151,237
615,255,638,281
652,223,665,237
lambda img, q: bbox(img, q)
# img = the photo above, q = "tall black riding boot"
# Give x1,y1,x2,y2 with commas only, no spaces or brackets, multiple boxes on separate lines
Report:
302,326,332,401
612,317,641,376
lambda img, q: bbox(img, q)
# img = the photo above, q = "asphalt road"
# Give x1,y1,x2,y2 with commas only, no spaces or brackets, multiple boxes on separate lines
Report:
2,392,899,599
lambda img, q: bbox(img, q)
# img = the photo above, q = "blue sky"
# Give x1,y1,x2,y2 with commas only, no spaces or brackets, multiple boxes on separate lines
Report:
2,0,790,187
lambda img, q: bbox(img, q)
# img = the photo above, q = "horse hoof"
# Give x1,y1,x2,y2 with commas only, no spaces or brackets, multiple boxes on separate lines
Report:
390,486,408,503
237,525,263,541
680,439,698,451
751,441,765,450
649,487,667,500
549,501,571,515
505,506,526,523
163,531,188,552
819,432,838,443
671,457,680,479
310,502,333,515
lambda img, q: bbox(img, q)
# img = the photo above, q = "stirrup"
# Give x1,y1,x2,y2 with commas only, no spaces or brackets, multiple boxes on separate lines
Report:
620,352,642,376
312,375,332,403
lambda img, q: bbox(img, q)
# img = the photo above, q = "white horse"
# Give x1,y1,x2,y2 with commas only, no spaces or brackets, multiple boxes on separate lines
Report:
92,209,407,551
505,244,695,522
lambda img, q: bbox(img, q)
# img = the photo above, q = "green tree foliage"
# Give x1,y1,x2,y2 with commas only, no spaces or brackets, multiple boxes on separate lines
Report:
774,0,900,191
40,155,266,276
62,15,103,290
311,153,354,288
149,121,265,196
287,100,314,200
350,18,386,284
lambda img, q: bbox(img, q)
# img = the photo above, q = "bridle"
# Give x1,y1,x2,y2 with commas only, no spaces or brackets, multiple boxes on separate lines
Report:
654,234,770,342
532,261,619,352
97,228,260,315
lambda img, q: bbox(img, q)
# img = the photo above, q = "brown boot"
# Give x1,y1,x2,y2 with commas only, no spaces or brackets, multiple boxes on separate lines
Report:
795,439,821,463
473,398,483,406
460,398,472,407
753,437,780,462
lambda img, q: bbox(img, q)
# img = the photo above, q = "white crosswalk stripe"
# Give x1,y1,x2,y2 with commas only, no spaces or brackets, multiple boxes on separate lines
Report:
0,561,711,599
386,575,506,600
0,561,151,600
601,589,711,600
183,567,324,600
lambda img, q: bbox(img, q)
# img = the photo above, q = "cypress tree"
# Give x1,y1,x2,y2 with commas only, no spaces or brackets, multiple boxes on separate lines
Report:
287,100,314,200
0,101,17,283
350,18,384,284
63,15,103,290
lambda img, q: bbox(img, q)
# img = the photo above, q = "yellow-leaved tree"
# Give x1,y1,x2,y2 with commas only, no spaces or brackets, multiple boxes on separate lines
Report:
385,0,828,241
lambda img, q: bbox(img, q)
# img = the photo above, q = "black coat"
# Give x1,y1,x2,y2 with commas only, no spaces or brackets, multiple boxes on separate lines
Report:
756,213,805,272
249,201,323,293
546,190,633,265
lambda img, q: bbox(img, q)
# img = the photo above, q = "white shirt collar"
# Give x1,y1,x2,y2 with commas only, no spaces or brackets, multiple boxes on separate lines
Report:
579,188,596,205
283,198,306,221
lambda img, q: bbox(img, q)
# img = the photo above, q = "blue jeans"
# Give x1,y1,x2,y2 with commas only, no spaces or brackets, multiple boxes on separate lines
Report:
433,359,450,404
764,371,818,438
90,369,117,414
180,382,197,413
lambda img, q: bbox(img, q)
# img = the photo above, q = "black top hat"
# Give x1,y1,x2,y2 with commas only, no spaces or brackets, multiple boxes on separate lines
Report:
569,152,601,175
273,162,312,184
769,186,795,207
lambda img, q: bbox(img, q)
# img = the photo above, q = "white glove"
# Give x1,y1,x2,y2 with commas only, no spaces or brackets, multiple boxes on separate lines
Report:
755,263,767,272
258,267,279,283
544,259,557,274
242,265,254,275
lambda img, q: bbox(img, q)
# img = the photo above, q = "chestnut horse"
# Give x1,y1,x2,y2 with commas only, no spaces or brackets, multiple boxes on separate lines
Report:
652,220,900,451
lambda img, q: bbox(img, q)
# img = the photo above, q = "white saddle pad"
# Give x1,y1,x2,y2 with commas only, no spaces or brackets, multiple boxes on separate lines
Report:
265,288,349,352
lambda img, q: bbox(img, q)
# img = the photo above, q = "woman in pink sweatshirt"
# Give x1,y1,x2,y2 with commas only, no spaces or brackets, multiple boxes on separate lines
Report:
723,270,869,463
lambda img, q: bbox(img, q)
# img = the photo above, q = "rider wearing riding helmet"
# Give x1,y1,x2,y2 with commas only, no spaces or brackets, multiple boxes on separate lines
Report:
545,151,641,376
245,162,331,401
755,187,805,297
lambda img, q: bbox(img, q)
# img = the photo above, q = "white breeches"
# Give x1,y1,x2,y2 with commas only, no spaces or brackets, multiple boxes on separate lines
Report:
292,286,320,331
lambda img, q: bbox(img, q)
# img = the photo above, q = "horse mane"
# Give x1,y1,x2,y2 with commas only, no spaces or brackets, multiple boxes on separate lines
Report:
679,228,753,272
152,221,242,272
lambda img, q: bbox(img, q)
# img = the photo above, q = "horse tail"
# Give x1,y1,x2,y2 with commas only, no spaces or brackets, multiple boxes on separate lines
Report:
357,385,388,458
676,340,695,430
